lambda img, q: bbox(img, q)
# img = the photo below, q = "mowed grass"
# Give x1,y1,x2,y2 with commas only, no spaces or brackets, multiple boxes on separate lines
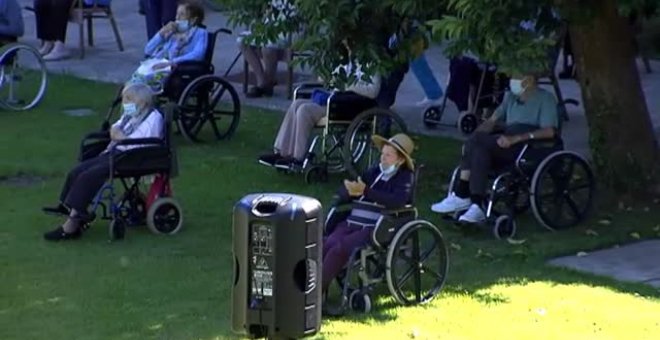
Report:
0,74,659,340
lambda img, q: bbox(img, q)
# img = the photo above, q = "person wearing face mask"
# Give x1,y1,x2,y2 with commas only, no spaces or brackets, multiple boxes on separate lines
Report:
431,70,559,224
134,0,208,92
41,83,164,241
321,133,415,315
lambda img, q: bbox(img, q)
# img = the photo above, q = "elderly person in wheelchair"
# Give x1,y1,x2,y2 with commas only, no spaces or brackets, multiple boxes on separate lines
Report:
258,61,381,169
131,0,208,93
431,69,559,224
42,83,164,241
322,133,414,310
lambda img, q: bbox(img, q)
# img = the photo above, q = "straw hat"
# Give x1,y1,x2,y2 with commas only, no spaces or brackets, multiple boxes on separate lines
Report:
371,133,415,170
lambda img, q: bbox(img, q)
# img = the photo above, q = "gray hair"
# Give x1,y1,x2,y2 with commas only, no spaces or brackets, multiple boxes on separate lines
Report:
122,82,154,112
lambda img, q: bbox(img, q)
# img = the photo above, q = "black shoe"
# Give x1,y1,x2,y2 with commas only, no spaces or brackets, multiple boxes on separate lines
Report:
258,153,283,166
43,226,82,241
42,204,70,216
246,86,274,98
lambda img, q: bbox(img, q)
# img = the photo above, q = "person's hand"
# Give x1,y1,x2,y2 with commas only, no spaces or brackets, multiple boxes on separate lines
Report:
344,179,363,197
110,126,125,141
352,177,366,196
497,135,518,149
159,22,177,37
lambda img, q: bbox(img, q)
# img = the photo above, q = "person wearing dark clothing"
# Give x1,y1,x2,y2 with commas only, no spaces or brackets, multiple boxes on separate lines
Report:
322,133,415,293
145,0,178,40
33,0,74,60
0,0,23,44
432,71,559,224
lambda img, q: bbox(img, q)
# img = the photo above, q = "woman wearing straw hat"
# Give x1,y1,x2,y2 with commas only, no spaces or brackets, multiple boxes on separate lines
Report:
322,133,415,309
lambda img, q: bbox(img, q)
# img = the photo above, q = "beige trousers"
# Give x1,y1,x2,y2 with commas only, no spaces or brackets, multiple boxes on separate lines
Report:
274,99,326,160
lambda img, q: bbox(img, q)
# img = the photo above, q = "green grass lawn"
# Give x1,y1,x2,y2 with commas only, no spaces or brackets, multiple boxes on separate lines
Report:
1,75,659,340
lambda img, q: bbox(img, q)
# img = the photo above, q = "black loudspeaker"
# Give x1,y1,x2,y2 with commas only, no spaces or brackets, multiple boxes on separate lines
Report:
232,193,323,339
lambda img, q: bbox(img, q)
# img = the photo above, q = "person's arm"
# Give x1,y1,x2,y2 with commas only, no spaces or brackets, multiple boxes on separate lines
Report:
363,170,414,209
0,0,24,37
171,29,208,64
145,32,166,57
476,92,510,133
346,75,382,99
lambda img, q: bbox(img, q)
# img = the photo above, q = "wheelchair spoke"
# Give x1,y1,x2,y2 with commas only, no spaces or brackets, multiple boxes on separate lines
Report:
564,194,581,219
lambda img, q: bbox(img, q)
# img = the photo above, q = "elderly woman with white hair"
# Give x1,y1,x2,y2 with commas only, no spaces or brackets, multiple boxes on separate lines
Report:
42,83,164,241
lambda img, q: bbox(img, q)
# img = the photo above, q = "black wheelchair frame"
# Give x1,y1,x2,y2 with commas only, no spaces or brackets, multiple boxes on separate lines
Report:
444,130,595,239
108,27,241,143
324,165,449,314
79,104,183,240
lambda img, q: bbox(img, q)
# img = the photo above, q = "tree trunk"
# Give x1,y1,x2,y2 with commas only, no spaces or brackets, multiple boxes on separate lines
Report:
568,0,659,197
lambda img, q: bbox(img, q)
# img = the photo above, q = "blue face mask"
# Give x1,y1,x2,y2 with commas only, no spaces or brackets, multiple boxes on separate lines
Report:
122,103,138,117
176,20,190,32
379,162,400,176
509,79,526,96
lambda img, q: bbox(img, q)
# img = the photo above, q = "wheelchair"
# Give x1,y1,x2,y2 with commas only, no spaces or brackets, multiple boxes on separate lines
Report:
441,127,595,239
276,83,408,183
324,165,449,314
107,27,240,143
78,104,183,240
0,42,48,111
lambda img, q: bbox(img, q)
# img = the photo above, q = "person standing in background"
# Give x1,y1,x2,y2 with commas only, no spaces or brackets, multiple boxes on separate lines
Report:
145,0,178,39
0,0,24,44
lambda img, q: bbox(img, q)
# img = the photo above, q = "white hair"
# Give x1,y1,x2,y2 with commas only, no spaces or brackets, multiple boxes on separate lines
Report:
122,82,154,112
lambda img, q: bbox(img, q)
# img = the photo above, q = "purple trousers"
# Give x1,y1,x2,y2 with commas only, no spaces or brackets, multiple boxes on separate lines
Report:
322,221,373,291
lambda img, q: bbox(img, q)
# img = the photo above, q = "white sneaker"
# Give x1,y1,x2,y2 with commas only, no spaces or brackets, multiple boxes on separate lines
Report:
416,97,443,107
431,193,471,214
458,204,486,224
43,43,70,61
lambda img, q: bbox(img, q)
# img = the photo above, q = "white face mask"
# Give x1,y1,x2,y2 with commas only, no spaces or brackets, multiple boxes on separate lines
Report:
379,162,400,176
122,103,138,117
510,79,526,96
176,20,190,32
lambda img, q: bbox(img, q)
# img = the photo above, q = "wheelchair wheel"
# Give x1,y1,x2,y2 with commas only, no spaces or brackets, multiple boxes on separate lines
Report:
0,43,48,111
457,112,478,134
349,290,372,313
492,215,517,240
177,75,240,142
343,108,407,178
118,191,147,226
386,220,448,305
422,106,442,128
530,151,595,231
304,164,328,184
147,197,183,235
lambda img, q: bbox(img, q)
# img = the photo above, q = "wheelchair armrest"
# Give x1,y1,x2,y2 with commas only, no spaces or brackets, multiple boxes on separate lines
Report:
79,131,111,161
213,28,232,36
112,137,165,149
293,82,327,100
82,131,110,140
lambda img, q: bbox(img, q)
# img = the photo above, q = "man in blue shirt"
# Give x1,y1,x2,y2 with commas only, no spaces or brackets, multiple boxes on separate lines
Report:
0,0,24,44
432,70,559,223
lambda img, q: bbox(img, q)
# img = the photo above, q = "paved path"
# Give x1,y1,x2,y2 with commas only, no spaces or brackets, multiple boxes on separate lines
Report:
16,0,660,158
548,240,660,289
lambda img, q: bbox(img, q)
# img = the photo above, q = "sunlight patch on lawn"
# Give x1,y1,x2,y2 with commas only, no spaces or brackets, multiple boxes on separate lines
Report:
321,281,660,339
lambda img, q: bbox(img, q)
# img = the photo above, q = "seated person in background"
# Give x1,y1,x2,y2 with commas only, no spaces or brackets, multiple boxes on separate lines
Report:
431,69,559,223
258,62,381,169
322,133,415,310
239,0,297,98
0,0,23,45
131,0,208,93
42,83,164,241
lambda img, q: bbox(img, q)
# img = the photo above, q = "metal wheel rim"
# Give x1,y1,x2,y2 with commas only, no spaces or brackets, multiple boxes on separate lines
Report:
343,108,408,178
386,220,449,305
0,43,48,111
177,75,240,142
147,198,183,234
531,151,595,231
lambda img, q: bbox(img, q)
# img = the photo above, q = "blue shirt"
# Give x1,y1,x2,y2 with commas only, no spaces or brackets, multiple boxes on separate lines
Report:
144,27,208,64
0,0,24,38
